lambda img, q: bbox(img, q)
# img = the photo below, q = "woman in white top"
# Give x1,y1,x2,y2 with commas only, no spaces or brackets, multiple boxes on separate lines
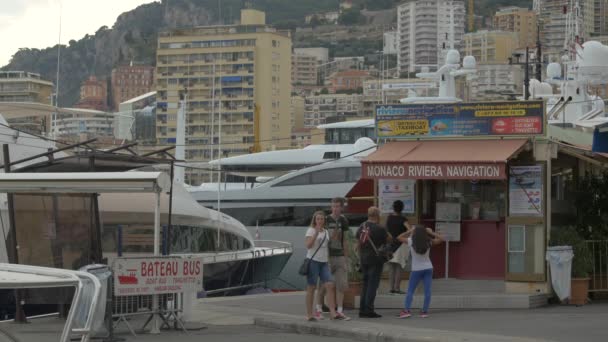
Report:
304,211,344,321
397,225,444,318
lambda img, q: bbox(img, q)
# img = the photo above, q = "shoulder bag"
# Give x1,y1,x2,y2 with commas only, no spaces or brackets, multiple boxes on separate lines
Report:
368,231,393,264
299,231,327,276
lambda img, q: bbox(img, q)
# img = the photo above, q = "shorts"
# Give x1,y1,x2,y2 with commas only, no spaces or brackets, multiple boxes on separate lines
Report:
328,256,349,291
307,260,333,286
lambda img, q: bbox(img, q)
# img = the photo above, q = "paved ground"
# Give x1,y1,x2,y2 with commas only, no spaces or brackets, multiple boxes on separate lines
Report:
1,292,606,342
198,292,608,342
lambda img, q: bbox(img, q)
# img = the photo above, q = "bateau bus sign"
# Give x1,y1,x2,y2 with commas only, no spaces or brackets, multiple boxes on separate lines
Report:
375,101,545,139
362,163,506,180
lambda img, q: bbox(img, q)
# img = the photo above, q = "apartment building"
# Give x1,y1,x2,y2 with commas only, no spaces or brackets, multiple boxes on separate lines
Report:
537,0,594,61
0,71,54,134
464,30,519,63
493,7,538,49
156,9,292,183
111,64,154,111
397,0,466,74
290,95,305,131
469,64,523,101
292,53,318,86
303,94,363,128
328,70,371,93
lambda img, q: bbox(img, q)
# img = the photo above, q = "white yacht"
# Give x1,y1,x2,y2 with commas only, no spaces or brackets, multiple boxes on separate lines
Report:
0,113,292,319
187,120,376,226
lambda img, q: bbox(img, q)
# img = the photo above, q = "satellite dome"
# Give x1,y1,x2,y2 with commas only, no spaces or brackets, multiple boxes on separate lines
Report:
547,63,561,79
446,50,460,64
580,41,608,68
354,137,376,153
462,55,476,69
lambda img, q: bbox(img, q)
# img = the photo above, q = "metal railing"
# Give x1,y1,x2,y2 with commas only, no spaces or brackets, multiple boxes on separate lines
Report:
586,240,608,293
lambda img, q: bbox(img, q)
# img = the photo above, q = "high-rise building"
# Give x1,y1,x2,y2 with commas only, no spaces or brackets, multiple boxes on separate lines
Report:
594,0,608,36
156,9,292,184
292,53,318,86
464,30,519,63
111,64,154,111
0,71,54,134
493,7,538,49
537,0,594,61
397,0,466,74
469,64,523,101
75,76,108,111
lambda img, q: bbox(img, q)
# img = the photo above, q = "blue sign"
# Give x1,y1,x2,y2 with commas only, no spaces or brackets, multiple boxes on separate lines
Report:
375,101,545,138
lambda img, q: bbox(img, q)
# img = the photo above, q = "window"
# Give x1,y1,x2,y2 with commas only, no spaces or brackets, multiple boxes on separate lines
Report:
310,168,348,184
274,174,311,186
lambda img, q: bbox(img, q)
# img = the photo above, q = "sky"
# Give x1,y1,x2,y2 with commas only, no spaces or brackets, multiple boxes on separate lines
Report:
0,0,155,67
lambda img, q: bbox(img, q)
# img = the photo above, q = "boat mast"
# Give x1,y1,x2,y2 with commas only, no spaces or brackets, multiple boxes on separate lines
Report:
175,89,186,184
216,63,223,249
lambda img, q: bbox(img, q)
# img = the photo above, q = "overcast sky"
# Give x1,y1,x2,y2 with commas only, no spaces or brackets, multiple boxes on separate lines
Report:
0,0,154,67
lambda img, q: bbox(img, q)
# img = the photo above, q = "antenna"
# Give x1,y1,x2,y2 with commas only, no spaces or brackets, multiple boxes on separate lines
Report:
55,2,62,108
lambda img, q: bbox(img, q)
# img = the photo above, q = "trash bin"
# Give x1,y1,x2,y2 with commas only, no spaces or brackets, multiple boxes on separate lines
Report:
546,246,574,301
75,264,111,335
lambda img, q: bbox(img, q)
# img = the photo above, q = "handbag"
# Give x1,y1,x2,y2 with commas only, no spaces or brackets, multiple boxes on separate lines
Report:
299,231,327,276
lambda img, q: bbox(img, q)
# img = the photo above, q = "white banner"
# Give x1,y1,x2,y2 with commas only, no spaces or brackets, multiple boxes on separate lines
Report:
113,257,203,296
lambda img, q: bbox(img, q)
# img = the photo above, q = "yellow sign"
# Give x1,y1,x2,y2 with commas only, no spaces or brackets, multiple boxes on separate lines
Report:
377,120,429,136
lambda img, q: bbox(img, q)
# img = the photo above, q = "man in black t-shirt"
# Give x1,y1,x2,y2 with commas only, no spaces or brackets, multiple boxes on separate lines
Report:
356,206,390,318
315,197,350,320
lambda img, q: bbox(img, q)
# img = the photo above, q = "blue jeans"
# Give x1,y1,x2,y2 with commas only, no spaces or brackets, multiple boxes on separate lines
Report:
306,260,333,286
404,268,433,312
359,262,383,313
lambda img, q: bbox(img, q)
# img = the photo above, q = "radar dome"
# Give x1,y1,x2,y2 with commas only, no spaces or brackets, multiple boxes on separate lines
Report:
547,63,561,79
462,55,476,69
580,41,608,68
354,137,376,154
446,50,460,64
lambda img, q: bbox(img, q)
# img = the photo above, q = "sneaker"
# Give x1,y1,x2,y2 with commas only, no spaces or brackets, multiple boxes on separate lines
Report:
314,310,325,320
335,312,351,321
398,310,412,319
395,290,406,295
420,312,429,318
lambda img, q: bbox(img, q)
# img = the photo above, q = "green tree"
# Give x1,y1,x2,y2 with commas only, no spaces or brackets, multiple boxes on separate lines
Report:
338,8,365,26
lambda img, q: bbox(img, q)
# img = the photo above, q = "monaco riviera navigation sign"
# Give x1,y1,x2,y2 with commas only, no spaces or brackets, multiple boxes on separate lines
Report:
363,163,506,180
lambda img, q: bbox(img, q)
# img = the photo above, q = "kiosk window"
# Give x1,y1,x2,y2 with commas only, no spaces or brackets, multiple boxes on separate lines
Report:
432,180,506,220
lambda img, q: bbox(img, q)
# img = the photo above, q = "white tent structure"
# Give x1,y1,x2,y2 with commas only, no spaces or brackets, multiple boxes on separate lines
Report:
0,263,102,342
0,171,171,334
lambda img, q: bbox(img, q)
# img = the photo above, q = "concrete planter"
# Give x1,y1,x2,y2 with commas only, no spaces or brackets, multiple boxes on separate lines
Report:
570,278,590,305
343,281,361,309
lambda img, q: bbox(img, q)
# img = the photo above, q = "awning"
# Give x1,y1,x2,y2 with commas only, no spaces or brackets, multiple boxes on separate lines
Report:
362,139,528,180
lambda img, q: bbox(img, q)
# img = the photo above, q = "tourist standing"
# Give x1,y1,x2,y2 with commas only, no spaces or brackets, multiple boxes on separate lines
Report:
386,200,411,294
356,206,390,318
398,226,444,318
315,198,351,320
304,211,345,321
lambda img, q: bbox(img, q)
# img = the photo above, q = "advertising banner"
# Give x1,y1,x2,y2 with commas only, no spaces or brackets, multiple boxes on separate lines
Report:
376,101,544,138
509,165,543,216
378,179,416,214
114,257,203,296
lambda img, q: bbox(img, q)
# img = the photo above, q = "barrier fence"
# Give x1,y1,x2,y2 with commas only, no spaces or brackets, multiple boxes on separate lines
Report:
586,240,608,293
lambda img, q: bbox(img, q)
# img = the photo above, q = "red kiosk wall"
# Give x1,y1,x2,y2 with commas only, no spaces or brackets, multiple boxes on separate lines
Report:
422,220,506,279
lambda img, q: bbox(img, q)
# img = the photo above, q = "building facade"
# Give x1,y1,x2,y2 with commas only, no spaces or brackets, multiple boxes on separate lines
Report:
464,30,519,63
290,95,305,131
0,71,53,104
52,108,114,139
293,48,329,64
469,64,523,101
595,0,608,36
116,91,156,143
397,0,466,74
292,53,318,86
111,64,154,111
75,76,108,111
328,70,371,93
303,94,363,127
156,9,292,183
0,71,54,134
493,7,538,49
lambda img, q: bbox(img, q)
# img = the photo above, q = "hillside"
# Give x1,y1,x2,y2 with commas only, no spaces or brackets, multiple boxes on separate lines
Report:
2,0,532,107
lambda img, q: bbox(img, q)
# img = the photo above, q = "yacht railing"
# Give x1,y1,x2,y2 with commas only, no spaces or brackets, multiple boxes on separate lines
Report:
184,240,293,264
